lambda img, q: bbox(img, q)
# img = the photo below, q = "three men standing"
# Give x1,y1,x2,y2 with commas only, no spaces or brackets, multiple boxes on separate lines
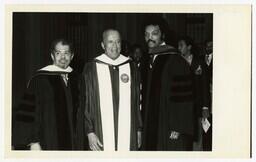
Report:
13,18,211,152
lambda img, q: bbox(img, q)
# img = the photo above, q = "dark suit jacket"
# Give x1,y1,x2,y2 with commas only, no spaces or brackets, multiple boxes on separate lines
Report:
203,55,213,109
189,55,210,116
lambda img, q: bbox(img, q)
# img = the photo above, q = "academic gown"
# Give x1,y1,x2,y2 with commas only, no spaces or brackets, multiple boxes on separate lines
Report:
142,45,195,151
12,68,81,150
81,56,142,151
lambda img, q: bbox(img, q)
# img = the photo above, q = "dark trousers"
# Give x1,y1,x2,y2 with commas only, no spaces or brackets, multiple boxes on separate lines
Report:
202,115,212,151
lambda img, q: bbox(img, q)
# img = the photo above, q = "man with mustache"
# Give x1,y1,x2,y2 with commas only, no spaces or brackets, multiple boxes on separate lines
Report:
142,17,196,151
81,29,142,151
13,39,82,150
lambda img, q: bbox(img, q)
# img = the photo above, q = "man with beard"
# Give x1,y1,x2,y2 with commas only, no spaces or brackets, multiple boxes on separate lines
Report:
12,39,82,150
142,17,196,151
81,29,142,151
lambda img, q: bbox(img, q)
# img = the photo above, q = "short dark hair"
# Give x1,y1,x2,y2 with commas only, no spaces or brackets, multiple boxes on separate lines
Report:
178,36,194,47
143,15,177,46
204,39,213,46
50,38,74,54
178,36,199,55
131,44,142,53
143,16,169,39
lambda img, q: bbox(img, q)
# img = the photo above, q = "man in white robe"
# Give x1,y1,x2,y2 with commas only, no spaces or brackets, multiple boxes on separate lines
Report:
81,29,142,151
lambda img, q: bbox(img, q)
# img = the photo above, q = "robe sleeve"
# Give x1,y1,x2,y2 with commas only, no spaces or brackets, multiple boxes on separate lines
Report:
82,63,95,135
12,78,41,148
74,74,87,150
132,63,143,132
163,55,195,135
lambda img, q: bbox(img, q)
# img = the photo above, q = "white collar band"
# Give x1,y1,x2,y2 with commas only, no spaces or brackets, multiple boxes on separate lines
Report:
38,65,73,73
95,53,130,66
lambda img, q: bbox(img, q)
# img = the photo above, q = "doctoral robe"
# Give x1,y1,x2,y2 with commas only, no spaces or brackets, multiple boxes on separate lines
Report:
81,54,142,151
12,67,81,150
142,45,196,151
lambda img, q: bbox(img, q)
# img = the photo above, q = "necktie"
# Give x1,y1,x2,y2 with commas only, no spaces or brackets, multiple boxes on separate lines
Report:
61,74,68,86
206,54,210,66
187,55,193,65
149,55,154,68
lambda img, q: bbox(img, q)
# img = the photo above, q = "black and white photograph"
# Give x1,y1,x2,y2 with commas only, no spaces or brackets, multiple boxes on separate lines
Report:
11,12,213,151
2,3,252,160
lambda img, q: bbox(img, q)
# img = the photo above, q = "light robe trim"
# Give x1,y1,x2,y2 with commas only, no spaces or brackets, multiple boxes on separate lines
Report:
96,61,131,151
38,65,73,73
117,63,131,151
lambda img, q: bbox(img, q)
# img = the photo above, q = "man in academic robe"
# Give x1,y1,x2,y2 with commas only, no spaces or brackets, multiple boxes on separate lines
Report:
142,18,196,151
81,29,142,151
12,39,83,150
178,36,210,151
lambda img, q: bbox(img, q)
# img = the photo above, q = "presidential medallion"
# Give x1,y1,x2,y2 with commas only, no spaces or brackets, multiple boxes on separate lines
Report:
121,73,129,83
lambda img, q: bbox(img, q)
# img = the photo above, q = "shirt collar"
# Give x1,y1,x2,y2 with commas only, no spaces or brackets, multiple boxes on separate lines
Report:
160,41,166,46
206,53,213,56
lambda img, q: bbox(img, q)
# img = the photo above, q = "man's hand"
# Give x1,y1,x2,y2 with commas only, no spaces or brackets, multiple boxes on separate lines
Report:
169,131,180,140
202,107,210,119
29,142,42,150
137,131,142,149
87,132,103,151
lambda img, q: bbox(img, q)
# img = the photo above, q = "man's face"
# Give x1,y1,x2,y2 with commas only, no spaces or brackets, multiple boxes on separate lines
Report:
178,40,191,56
51,42,73,69
101,30,121,60
205,41,213,55
133,48,142,62
144,25,163,48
